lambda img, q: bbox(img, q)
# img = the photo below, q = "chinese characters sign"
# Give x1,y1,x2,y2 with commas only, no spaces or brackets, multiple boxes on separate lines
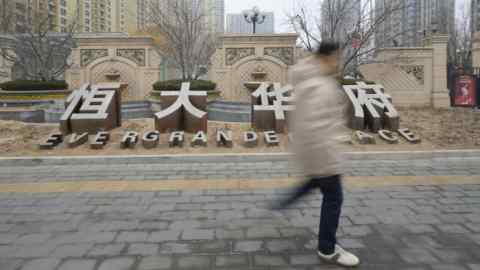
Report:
154,82,207,133
251,82,295,133
343,82,399,132
60,83,124,135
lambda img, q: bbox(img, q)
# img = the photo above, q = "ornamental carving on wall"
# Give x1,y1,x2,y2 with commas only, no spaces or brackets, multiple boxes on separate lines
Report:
117,49,146,66
80,49,109,67
400,65,424,85
225,48,255,66
264,47,294,65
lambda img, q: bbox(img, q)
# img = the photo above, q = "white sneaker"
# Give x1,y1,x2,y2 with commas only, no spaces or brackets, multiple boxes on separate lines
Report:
317,245,360,267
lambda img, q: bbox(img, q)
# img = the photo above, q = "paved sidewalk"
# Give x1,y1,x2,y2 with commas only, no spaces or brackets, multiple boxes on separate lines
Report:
0,181,480,270
0,154,479,182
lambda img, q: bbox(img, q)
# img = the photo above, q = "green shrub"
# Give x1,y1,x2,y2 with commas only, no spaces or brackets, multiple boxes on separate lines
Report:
153,79,216,91
338,78,375,85
0,80,68,91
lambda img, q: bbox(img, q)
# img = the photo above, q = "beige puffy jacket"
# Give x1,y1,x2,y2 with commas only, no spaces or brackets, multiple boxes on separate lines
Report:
289,56,349,177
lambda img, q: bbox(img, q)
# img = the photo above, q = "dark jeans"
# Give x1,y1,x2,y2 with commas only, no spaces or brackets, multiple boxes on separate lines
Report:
275,175,343,255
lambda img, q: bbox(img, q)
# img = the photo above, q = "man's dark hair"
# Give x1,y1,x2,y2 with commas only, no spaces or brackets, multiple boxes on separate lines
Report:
315,41,340,56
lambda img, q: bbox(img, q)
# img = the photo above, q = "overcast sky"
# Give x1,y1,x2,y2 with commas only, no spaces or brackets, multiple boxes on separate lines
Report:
225,0,318,33
225,0,465,33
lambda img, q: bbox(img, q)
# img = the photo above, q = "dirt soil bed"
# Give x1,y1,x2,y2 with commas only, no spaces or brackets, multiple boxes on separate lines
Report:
0,107,478,156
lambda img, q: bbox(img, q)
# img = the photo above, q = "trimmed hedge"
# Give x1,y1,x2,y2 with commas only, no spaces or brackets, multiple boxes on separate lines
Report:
338,78,375,85
0,80,68,91
153,80,216,91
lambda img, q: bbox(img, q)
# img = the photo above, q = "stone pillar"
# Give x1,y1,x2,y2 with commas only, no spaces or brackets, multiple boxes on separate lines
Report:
431,34,450,108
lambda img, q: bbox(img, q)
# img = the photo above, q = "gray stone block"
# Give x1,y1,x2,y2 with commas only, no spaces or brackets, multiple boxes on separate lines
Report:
215,229,244,240
254,255,288,266
97,257,135,270
397,248,439,264
51,244,93,258
182,229,215,240
138,256,172,270
148,231,181,242
128,243,158,255
88,244,125,256
116,231,149,242
177,255,211,269
266,240,298,252
20,258,60,270
289,254,320,265
215,255,248,267
159,242,192,254
57,259,97,270
247,227,280,238
234,241,263,252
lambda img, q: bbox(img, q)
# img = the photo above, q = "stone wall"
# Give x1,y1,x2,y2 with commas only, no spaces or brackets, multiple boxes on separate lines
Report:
359,34,450,108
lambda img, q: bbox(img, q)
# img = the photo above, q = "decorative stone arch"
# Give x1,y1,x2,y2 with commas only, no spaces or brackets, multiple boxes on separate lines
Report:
231,55,288,102
87,57,141,100
65,34,163,101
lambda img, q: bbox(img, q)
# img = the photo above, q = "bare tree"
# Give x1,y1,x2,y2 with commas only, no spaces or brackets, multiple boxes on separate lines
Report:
0,9,77,81
0,0,16,34
145,0,216,80
287,0,409,76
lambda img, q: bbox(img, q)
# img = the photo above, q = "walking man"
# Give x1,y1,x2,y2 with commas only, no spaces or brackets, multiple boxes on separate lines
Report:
273,41,360,267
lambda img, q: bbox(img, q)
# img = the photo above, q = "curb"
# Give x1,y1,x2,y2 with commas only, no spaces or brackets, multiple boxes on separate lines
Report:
0,149,479,166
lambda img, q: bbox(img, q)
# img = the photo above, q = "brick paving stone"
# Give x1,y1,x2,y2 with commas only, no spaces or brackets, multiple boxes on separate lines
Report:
215,255,248,268
20,258,60,270
436,224,471,234
466,223,480,233
246,227,280,238
430,265,469,270
197,241,229,252
215,229,244,240
88,244,126,256
137,256,172,270
57,259,96,270
0,233,19,244
148,231,181,242
177,255,211,269
0,259,23,270
397,249,439,264
338,238,365,249
342,226,372,236
407,224,437,234
266,240,299,252
254,255,288,267
97,258,135,270
51,244,93,258
159,242,192,254
182,229,215,240
14,244,57,258
127,243,158,255
290,254,320,265
234,241,264,252
116,231,149,242
15,233,51,244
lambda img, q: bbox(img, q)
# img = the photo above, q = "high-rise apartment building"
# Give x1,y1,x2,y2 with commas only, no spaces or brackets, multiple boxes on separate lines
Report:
375,0,455,48
2,0,225,34
472,0,480,33
320,0,361,43
0,0,70,33
137,0,224,34
226,12,274,34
